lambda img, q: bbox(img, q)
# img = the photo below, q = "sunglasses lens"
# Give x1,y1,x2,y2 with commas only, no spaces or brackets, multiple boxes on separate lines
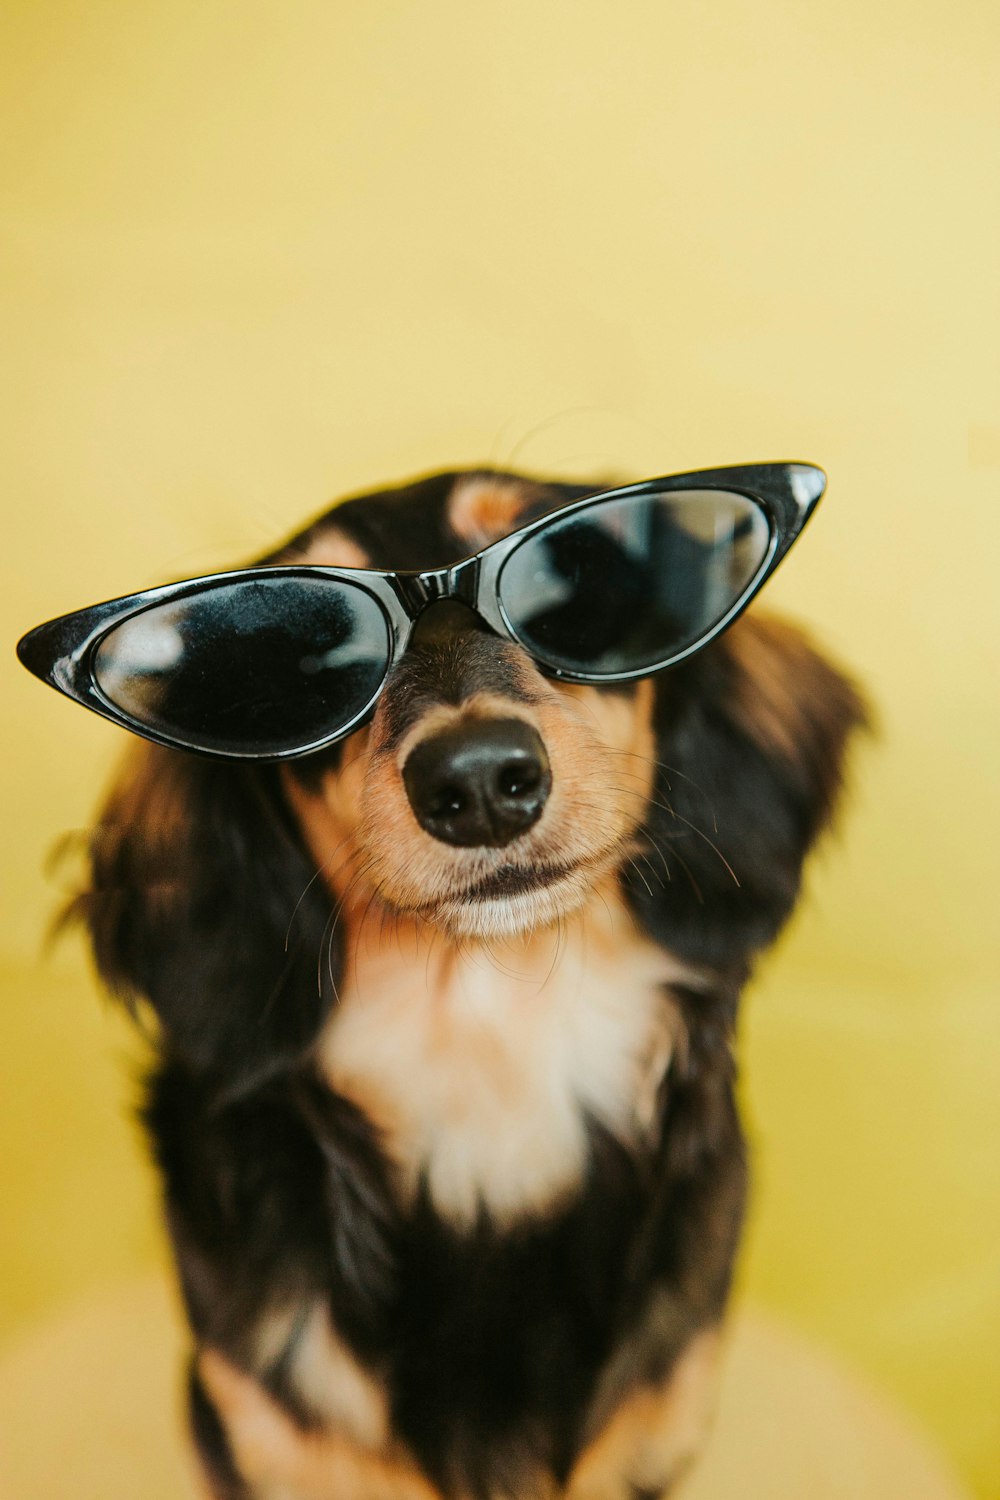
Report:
497,488,771,676
93,575,391,756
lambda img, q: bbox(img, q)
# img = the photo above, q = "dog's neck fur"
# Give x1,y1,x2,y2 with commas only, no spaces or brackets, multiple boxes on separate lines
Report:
316,885,695,1231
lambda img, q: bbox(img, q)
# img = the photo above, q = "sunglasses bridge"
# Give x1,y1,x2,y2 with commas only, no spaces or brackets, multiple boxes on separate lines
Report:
394,560,482,619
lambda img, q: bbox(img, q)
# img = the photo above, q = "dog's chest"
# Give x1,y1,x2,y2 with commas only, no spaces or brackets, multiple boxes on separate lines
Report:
316,896,684,1228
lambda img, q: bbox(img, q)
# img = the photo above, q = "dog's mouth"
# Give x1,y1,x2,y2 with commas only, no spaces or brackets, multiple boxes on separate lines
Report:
409,850,622,940
460,859,579,902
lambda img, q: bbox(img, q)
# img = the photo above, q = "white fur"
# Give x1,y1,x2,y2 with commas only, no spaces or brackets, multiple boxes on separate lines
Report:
317,889,694,1230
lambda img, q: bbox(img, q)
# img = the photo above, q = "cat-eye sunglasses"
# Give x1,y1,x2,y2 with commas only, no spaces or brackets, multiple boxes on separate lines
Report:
17,462,825,761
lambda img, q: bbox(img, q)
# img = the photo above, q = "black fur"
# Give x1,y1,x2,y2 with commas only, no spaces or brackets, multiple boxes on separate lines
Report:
79,756,335,1092
188,1363,245,1500
144,986,745,1499
76,468,865,1499
624,633,864,970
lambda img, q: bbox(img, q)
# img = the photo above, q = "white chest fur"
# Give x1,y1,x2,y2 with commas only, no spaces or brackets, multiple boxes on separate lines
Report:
316,892,689,1229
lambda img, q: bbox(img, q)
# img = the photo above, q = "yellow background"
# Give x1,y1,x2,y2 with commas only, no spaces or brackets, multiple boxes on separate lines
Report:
1,1,997,1495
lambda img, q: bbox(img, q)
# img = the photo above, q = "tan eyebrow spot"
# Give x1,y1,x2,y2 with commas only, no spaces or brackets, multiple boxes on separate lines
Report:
447,475,535,548
280,527,371,570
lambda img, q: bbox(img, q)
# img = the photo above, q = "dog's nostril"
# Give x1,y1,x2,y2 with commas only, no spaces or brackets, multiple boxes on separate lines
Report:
497,762,540,799
402,718,552,849
429,784,466,818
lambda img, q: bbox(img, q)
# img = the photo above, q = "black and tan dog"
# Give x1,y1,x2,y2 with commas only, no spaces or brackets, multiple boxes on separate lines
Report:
75,469,864,1499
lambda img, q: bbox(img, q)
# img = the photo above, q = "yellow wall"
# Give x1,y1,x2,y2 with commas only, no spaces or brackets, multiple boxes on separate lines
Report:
1,1,997,1494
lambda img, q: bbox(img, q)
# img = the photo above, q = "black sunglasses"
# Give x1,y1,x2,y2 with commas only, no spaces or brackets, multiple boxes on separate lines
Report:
17,462,825,762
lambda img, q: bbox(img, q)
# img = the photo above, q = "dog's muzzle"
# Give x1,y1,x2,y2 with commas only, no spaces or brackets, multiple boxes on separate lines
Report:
402,718,551,848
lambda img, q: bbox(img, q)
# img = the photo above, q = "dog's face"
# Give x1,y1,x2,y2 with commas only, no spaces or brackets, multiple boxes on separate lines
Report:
275,473,660,942
80,468,865,1088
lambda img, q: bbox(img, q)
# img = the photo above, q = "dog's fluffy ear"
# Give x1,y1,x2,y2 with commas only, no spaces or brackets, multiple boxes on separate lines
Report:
74,747,335,1087
625,614,868,974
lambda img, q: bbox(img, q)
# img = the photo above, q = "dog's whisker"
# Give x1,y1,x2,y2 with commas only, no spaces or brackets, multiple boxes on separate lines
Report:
351,883,387,992
632,850,668,892
656,809,740,888
636,831,673,885
318,852,383,997
284,831,356,951
642,790,732,875
605,746,724,822
625,856,655,900
316,903,340,1002
660,839,705,904
540,913,565,991
377,900,392,954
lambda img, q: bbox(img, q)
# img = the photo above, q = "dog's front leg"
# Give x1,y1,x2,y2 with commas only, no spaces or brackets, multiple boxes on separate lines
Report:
198,1349,443,1500
565,1326,721,1500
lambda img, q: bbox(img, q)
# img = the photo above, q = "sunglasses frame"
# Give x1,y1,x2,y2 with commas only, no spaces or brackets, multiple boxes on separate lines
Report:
17,462,826,761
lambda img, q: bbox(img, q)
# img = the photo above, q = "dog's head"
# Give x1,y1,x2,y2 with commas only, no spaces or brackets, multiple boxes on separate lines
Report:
79,470,866,1089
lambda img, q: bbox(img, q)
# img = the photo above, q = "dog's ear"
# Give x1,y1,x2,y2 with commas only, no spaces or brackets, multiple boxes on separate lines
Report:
73,746,335,1088
624,614,868,974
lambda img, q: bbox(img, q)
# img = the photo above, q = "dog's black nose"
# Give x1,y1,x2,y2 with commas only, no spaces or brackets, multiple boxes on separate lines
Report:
402,718,551,848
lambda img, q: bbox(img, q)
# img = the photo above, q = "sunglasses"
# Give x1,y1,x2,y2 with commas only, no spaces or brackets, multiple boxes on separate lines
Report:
17,462,825,762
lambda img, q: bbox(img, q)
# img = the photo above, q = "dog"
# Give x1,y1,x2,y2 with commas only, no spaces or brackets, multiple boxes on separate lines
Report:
51,466,864,1499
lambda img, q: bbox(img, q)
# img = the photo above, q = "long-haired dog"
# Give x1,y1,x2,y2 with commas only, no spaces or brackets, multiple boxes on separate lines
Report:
22,466,864,1499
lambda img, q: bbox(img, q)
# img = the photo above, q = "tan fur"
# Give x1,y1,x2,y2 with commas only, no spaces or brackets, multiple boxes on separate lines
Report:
283,725,375,905
199,1350,440,1500
278,527,373,570
446,474,537,550
315,885,693,1228
566,1326,722,1500
251,1303,390,1450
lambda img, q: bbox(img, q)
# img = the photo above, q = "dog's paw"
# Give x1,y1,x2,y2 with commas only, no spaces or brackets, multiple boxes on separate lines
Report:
198,1349,439,1500
566,1327,720,1500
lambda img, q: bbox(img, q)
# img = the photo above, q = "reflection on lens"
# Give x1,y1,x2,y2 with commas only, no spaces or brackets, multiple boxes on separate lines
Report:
497,489,771,675
94,575,391,755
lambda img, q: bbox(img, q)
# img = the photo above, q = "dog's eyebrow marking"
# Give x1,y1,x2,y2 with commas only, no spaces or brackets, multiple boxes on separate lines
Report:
446,474,535,548
276,526,372,570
